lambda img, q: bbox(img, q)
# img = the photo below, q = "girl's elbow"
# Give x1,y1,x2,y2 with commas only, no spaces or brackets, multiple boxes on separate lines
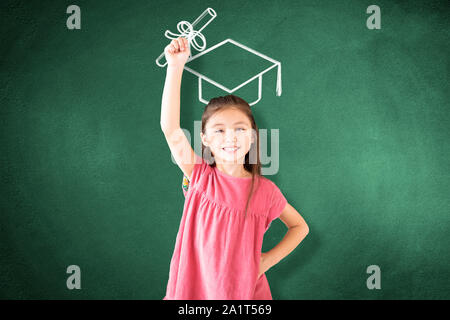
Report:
302,223,309,236
292,222,309,236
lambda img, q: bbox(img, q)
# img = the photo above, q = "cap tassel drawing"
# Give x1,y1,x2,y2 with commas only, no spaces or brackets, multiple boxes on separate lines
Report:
156,8,282,106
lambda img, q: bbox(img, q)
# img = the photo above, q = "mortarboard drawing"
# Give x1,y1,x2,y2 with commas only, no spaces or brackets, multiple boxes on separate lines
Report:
156,8,282,106
184,38,282,106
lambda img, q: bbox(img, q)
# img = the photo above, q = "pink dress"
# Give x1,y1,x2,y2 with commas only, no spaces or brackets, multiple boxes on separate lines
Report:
163,154,287,300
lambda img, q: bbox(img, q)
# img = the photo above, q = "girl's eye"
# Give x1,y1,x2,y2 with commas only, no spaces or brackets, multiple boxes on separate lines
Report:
213,128,245,133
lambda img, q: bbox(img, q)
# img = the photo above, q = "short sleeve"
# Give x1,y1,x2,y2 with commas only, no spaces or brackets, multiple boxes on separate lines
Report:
265,183,288,231
181,153,207,197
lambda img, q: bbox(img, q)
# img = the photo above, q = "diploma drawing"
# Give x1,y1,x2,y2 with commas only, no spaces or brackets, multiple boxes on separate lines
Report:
155,8,217,67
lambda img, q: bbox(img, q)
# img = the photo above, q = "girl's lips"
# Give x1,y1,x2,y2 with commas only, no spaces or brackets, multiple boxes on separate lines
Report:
222,147,239,153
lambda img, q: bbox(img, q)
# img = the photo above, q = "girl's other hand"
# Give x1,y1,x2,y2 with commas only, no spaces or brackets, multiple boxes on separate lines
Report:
164,37,190,69
257,252,274,279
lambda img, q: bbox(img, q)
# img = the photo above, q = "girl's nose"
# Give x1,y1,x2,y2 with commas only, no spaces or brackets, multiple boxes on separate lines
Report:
224,129,237,141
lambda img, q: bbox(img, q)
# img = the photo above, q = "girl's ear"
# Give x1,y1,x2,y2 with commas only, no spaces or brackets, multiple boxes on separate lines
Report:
200,132,209,147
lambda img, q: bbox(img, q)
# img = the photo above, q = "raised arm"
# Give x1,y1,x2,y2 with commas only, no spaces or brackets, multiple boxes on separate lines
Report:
160,37,197,180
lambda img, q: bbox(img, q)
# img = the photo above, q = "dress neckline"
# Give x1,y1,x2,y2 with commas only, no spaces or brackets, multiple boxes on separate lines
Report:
214,165,253,180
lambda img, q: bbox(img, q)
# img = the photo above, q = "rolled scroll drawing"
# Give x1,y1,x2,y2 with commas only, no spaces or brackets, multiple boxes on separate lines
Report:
155,8,217,67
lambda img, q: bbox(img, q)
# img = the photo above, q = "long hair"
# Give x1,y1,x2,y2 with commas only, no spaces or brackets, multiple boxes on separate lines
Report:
201,95,262,219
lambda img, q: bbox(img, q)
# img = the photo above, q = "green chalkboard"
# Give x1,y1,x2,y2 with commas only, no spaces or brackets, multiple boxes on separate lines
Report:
0,0,449,299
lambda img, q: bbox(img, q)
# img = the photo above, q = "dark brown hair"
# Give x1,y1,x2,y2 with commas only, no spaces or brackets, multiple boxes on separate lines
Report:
201,95,262,219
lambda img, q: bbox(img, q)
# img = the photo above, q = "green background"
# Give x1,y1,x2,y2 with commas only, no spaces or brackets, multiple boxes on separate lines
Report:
1,0,449,299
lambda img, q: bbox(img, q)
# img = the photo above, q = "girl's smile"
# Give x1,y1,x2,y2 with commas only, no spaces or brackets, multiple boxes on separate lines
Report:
222,146,240,153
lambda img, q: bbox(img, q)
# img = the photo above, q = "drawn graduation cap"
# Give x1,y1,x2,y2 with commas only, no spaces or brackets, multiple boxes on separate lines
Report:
184,38,281,106
156,8,282,106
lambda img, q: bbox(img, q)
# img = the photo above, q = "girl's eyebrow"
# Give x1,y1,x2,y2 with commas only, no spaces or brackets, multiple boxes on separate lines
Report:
211,121,249,127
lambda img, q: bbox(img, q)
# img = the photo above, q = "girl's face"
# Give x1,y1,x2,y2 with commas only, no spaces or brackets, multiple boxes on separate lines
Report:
201,107,255,164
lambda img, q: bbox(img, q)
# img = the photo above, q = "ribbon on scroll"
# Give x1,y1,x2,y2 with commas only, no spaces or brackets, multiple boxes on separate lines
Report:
155,8,217,67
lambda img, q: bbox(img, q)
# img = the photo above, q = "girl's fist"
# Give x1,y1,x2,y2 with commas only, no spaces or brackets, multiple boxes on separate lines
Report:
164,37,190,68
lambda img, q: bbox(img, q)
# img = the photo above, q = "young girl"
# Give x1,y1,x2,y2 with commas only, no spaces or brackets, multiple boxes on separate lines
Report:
160,37,309,300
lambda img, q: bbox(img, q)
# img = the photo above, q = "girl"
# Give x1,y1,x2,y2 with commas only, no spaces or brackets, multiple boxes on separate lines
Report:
160,37,309,300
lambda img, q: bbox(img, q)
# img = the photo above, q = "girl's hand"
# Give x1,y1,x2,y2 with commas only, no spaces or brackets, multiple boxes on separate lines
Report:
257,252,274,279
164,37,191,68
